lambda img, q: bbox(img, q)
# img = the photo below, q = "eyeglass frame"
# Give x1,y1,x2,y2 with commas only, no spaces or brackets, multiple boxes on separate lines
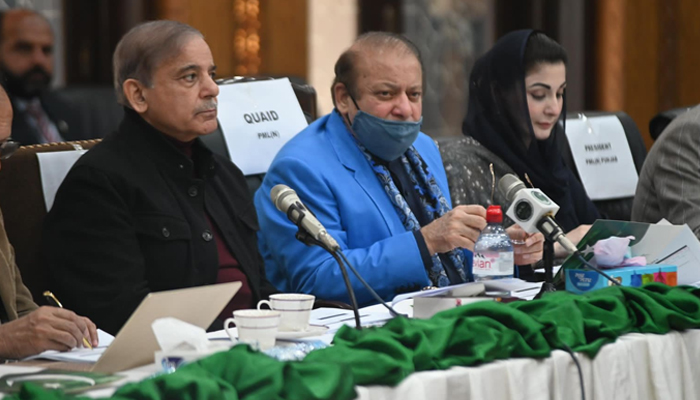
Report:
0,137,19,160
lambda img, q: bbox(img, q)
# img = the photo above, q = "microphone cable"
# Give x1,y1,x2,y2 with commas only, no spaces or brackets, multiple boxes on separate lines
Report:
303,234,362,329
574,252,621,286
561,343,586,400
327,248,362,329
337,250,406,318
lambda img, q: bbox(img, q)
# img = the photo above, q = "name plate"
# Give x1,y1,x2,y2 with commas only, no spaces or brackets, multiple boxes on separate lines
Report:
564,114,638,200
217,78,308,175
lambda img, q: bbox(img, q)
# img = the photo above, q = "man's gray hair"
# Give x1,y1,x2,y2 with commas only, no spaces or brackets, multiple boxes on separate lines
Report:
331,32,424,108
113,20,203,107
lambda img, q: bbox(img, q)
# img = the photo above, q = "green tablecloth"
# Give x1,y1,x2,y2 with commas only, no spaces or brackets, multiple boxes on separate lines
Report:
12,283,700,400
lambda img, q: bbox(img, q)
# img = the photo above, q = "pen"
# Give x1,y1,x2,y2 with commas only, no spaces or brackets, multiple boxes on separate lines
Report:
43,291,93,350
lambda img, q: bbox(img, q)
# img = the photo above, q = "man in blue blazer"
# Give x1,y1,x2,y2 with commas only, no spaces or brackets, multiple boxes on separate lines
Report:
255,32,543,305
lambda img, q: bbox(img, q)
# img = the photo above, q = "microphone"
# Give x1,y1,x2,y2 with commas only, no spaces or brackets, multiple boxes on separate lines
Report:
270,184,340,251
269,184,404,325
498,174,620,289
497,174,578,255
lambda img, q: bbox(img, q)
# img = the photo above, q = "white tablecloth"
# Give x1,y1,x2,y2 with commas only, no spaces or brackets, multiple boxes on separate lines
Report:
356,329,700,400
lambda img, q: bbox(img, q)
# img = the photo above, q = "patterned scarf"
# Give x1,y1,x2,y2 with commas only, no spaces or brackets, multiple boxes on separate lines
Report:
356,142,471,287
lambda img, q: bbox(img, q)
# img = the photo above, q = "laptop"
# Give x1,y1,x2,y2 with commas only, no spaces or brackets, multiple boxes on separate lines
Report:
91,282,241,373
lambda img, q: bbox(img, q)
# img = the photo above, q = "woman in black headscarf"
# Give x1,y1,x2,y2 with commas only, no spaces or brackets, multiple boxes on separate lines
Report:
444,29,599,256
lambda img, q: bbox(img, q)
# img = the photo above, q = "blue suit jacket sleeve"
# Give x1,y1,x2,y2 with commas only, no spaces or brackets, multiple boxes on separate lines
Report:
255,155,431,306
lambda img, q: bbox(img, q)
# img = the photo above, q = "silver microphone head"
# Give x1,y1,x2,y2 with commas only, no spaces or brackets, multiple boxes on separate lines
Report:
498,174,526,202
270,184,295,212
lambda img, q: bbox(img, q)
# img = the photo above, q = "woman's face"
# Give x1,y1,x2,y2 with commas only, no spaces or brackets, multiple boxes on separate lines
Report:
525,62,566,140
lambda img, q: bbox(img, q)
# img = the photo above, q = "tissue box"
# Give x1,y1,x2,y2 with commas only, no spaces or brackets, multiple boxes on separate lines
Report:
413,297,494,319
565,264,677,294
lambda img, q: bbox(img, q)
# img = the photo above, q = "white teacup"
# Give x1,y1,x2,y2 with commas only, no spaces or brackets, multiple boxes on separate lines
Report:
257,293,315,332
224,309,280,350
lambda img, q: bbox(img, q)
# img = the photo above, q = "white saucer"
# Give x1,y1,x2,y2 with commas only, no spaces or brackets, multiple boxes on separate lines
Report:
275,324,329,339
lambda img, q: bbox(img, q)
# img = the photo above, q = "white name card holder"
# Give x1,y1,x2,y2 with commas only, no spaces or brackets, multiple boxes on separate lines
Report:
564,114,638,200
216,78,309,176
36,145,88,211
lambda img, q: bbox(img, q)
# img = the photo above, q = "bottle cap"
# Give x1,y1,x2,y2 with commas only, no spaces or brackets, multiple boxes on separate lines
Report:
486,205,503,223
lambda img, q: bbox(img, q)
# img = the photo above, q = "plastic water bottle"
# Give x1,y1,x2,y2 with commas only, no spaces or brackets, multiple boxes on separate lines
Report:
473,205,514,281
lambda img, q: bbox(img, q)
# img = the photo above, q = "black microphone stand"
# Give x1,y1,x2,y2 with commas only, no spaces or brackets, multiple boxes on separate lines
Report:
535,238,556,299
293,226,362,330
534,238,622,300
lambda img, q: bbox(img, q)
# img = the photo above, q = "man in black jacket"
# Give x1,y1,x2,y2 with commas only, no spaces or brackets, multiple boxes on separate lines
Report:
43,21,277,335
0,9,85,145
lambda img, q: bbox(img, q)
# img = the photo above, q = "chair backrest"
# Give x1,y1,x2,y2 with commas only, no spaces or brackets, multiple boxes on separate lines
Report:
557,111,647,221
0,140,101,303
214,77,318,124
649,105,695,141
290,82,318,123
55,85,124,138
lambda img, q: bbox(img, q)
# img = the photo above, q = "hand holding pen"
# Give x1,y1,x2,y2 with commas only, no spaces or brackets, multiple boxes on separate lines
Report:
0,299,99,359
44,290,98,349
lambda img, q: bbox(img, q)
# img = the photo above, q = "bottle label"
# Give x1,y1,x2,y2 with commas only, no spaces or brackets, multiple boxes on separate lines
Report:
473,251,514,275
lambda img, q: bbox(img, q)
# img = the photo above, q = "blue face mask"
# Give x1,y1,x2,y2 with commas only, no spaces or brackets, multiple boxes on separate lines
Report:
347,106,423,162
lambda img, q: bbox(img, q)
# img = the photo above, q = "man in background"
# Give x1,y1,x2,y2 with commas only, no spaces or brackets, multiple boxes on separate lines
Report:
633,105,700,238
0,9,84,145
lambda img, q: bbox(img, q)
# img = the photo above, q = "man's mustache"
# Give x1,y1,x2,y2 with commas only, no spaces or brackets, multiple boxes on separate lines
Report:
195,99,218,113
21,65,51,81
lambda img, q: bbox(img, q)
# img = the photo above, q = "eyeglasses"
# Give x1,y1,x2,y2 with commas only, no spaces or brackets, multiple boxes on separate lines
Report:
0,138,19,160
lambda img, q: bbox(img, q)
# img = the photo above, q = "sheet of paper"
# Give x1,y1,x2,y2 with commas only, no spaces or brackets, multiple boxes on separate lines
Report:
36,150,88,211
322,312,395,335
309,306,396,336
534,265,563,275
23,329,114,363
482,278,543,294
309,308,353,321
509,283,544,300
565,115,638,200
206,330,230,341
652,225,700,284
391,282,485,306
311,310,370,327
